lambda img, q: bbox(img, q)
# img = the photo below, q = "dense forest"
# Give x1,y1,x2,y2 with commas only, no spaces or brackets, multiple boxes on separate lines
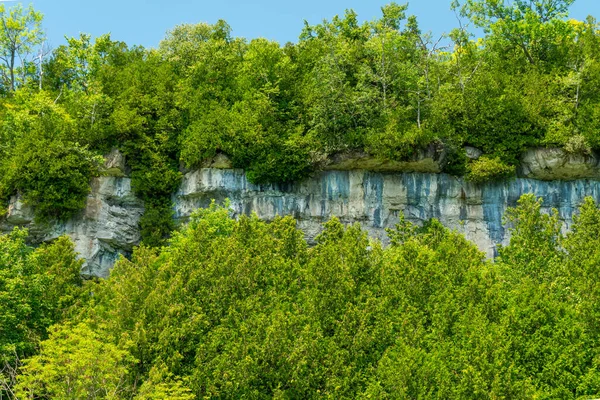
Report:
4,195,600,399
2,0,600,398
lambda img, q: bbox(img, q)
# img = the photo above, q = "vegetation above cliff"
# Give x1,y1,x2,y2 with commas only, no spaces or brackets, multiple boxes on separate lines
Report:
1,0,599,242
2,194,600,398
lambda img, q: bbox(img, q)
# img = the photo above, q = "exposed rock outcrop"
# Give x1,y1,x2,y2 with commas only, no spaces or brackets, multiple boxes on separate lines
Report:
1,176,143,278
322,144,446,173
465,146,483,160
102,148,128,177
3,147,600,277
519,147,600,180
202,153,233,169
174,168,600,258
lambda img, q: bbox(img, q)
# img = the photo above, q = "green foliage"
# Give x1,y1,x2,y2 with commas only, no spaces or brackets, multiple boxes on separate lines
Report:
499,193,562,276
0,3,44,92
455,0,575,66
366,121,435,162
139,198,175,247
0,91,102,222
0,229,83,398
492,194,600,398
442,145,469,175
5,2,600,398
134,364,195,400
4,0,600,231
467,155,516,183
0,229,83,363
4,195,600,398
244,129,315,184
7,139,100,221
34,196,594,398
15,322,135,399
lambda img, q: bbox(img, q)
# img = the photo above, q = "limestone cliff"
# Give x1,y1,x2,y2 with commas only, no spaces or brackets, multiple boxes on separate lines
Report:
1,176,143,278
3,148,600,277
174,168,600,259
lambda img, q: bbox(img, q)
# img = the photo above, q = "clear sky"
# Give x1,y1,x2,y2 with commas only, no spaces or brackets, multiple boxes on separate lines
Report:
17,0,600,50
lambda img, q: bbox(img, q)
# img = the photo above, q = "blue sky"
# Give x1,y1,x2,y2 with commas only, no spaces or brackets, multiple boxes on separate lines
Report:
20,0,600,50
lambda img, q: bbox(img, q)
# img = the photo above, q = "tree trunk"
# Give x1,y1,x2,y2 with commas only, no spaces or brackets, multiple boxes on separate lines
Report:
9,50,15,91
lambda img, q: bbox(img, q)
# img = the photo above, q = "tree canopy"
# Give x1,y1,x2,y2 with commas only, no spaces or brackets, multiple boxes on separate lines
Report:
3,195,600,398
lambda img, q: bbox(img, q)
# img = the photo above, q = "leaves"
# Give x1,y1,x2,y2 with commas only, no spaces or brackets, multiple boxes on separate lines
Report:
2,194,600,398
0,229,82,376
15,322,135,400
0,3,44,92
3,1,600,398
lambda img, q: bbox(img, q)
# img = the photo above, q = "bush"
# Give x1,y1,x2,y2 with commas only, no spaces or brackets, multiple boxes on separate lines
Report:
564,134,592,154
367,118,434,162
139,199,175,247
5,140,101,222
0,91,102,222
15,323,135,400
467,156,515,183
245,131,315,184
442,146,468,176
0,229,82,363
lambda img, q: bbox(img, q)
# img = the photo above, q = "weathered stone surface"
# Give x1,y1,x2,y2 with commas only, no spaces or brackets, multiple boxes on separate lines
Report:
519,147,600,180
5,197,33,225
202,153,234,169
322,144,446,173
102,148,128,177
174,168,600,258
465,146,483,160
1,176,144,278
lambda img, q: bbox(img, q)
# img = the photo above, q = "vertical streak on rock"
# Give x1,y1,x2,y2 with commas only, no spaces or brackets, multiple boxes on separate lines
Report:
481,181,507,257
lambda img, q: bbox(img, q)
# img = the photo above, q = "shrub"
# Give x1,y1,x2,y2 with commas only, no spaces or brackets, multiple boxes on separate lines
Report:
564,134,592,155
367,119,434,162
467,156,515,183
5,140,101,222
442,146,469,176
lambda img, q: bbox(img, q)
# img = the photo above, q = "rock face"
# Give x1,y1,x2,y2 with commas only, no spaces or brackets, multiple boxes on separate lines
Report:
322,144,446,173
175,168,600,258
102,148,129,177
4,147,600,277
1,176,144,278
519,147,600,180
465,146,483,160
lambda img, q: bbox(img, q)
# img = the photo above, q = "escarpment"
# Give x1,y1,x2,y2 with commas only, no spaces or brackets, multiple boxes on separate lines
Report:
3,147,600,277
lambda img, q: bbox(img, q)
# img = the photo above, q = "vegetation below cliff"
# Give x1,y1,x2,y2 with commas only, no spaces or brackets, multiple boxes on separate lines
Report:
2,194,600,399
1,0,600,243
